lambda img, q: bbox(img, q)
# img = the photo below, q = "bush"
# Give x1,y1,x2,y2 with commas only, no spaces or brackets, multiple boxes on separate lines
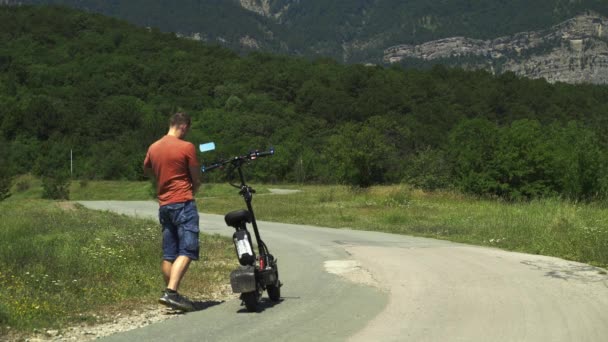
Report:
0,175,11,201
41,174,70,200
0,301,9,324
15,179,30,192
404,148,452,191
148,178,157,199
447,119,608,201
0,138,12,201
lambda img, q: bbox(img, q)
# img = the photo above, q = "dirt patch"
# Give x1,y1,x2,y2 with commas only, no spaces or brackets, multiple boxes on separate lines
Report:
324,259,380,288
56,201,77,211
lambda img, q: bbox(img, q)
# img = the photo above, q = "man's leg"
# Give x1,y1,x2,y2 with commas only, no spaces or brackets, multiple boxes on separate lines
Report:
167,255,191,291
162,260,172,286
167,200,198,291
159,201,198,311
159,256,194,311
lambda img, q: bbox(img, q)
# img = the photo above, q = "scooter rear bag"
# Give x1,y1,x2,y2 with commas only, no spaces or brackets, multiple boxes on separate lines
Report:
230,265,256,293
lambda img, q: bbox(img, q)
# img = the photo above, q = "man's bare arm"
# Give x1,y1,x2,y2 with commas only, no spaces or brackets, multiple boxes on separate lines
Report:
189,165,201,195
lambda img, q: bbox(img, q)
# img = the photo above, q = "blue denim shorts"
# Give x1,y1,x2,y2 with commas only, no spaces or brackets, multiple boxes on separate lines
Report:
159,200,200,261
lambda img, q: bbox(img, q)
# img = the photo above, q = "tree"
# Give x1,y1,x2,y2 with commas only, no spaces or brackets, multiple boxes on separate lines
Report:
33,137,72,199
493,119,555,199
547,122,608,200
448,118,501,196
324,120,396,187
404,147,452,191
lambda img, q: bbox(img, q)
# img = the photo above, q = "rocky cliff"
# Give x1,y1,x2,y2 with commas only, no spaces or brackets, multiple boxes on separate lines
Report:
238,0,291,20
384,13,608,84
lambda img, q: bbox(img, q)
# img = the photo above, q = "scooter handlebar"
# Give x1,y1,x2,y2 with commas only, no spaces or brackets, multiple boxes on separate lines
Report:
201,147,275,173
201,162,223,173
250,148,275,159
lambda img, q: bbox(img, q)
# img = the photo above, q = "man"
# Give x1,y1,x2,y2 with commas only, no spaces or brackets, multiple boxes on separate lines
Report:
144,112,200,312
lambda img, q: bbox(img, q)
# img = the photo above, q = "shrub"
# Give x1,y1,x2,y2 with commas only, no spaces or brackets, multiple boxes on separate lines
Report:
0,175,11,201
0,138,12,201
79,179,89,188
41,174,70,200
15,179,30,192
404,148,452,191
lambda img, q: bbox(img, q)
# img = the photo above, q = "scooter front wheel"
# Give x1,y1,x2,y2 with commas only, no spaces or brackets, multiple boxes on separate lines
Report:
267,269,281,301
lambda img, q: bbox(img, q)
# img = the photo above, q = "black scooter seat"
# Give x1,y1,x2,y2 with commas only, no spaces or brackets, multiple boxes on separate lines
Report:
224,209,252,228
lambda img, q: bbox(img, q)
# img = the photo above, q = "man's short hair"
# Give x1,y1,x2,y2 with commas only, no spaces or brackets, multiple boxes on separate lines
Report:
169,112,191,127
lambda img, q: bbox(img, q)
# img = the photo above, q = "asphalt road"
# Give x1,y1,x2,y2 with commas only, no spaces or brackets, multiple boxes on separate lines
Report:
78,200,608,342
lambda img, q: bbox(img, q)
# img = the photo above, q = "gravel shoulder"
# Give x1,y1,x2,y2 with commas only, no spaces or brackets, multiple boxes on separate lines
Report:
11,287,236,342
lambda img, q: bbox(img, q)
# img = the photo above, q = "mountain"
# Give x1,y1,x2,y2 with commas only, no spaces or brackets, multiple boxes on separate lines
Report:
236,0,608,65
3,1,608,83
385,13,608,84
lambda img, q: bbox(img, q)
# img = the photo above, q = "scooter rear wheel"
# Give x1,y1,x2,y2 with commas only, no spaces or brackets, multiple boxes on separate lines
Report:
242,291,259,312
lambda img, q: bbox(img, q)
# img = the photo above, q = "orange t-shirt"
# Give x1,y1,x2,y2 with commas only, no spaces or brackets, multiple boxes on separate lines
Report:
144,135,199,206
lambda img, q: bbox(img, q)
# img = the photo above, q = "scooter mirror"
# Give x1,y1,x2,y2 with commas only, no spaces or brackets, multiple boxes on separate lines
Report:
199,142,216,153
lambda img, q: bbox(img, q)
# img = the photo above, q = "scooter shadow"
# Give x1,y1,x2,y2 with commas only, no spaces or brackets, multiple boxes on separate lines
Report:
236,298,286,314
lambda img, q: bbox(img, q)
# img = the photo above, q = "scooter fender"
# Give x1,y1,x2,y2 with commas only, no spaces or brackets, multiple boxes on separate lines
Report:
230,265,256,293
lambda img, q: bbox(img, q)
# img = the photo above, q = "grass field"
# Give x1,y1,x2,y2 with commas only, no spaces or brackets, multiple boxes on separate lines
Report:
3,178,607,335
0,199,236,335
199,184,608,269
9,175,156,201
9,177,608,268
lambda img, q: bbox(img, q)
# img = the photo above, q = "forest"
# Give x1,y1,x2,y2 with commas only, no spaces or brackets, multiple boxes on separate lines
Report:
1,5,608,201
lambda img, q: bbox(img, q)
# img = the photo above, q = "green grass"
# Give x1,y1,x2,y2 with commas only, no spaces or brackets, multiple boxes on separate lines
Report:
200,185,608,268
0,200,236,335
8,175,269,201
12,176,606,267
3,178,606,336
8,177,608,269
9,175,155,201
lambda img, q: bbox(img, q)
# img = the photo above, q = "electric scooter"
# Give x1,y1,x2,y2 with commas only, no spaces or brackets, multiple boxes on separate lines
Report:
199,143,282,312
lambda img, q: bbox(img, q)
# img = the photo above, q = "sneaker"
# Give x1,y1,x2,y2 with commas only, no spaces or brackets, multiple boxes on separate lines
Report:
159,290,195,312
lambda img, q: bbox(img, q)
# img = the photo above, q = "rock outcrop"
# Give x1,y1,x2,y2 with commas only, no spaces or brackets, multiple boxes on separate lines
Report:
239,0,291,20
384,13,608,84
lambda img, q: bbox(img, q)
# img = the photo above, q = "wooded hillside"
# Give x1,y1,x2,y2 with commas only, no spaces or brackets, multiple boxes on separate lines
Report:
1,6,607,200
12,0,608,62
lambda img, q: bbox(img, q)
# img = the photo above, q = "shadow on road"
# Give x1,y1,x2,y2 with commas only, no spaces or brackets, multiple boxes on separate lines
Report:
193,300,224,311
521,260,608,283
236,297,293,314
164,300,225,315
